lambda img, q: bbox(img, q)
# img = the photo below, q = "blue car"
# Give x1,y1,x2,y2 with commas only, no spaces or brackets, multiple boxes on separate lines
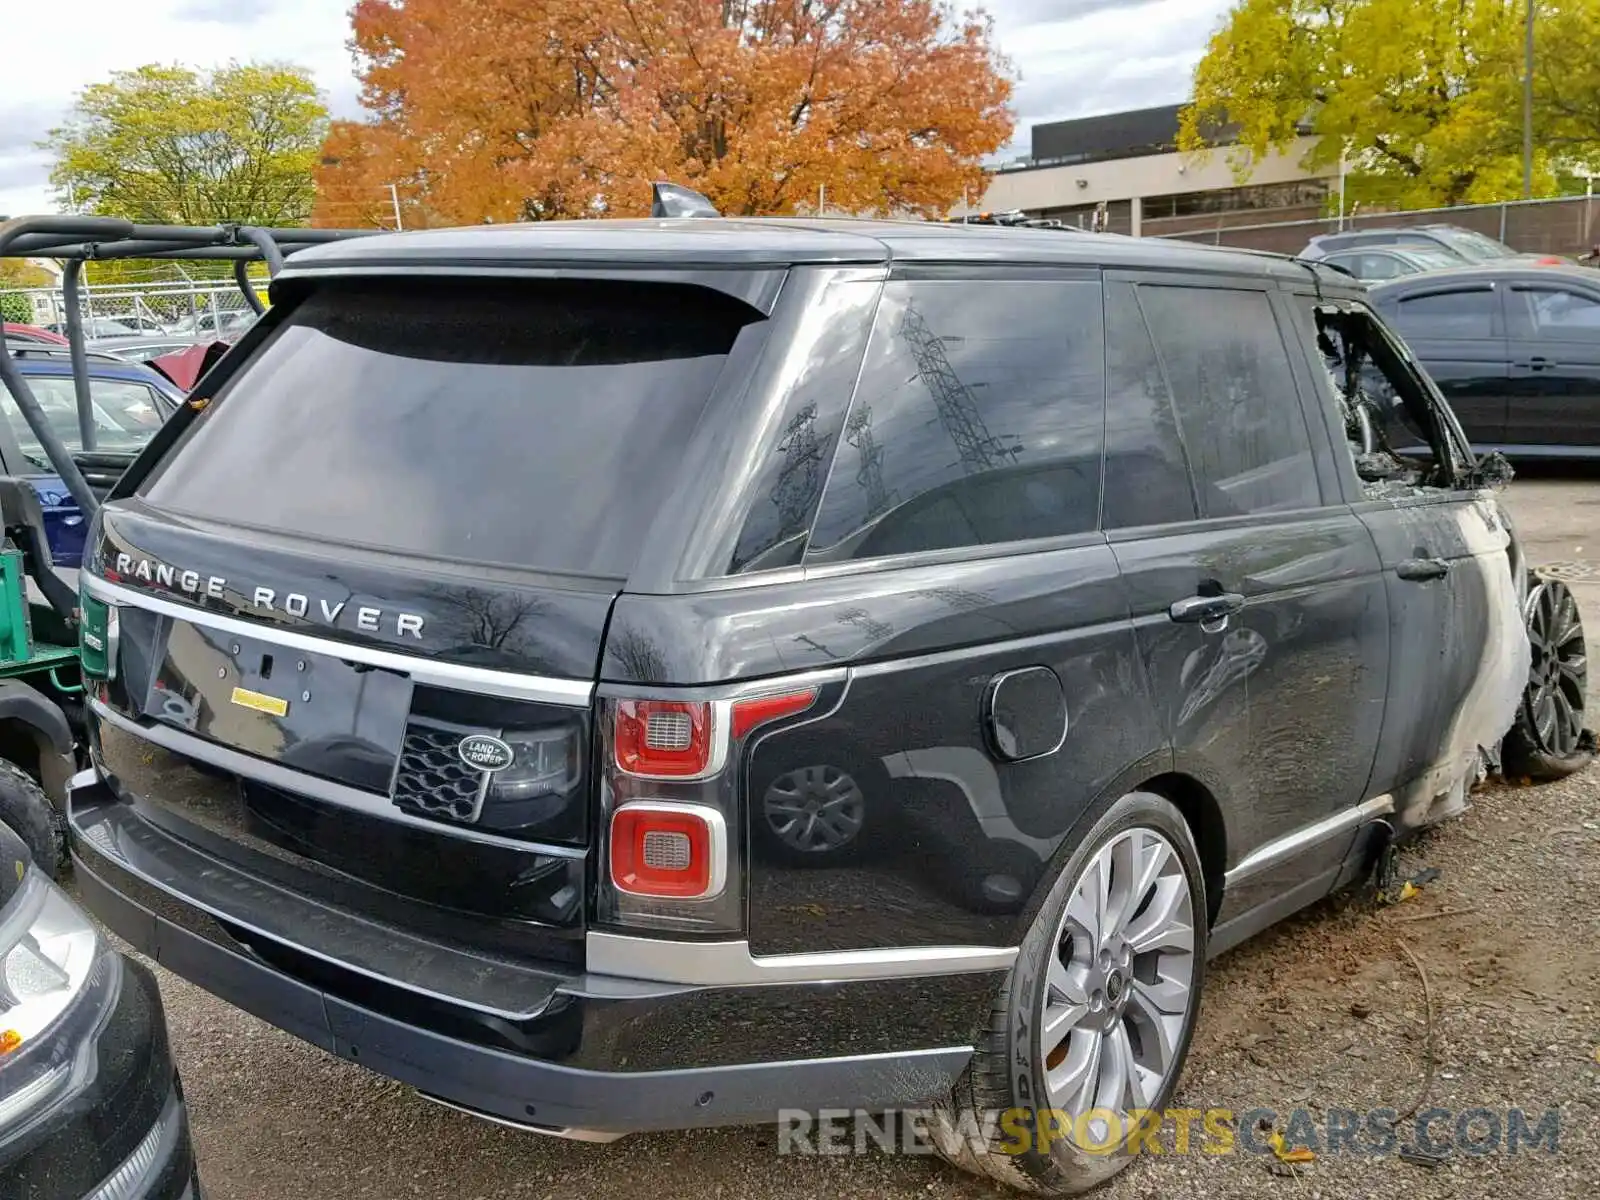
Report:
2,351,184,564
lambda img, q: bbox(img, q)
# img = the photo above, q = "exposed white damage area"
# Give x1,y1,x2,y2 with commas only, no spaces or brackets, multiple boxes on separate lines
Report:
1394,495,1530,832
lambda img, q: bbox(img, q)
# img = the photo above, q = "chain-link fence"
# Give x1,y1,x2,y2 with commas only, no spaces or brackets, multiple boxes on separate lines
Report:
0,277,265,335
1147,193,1600,258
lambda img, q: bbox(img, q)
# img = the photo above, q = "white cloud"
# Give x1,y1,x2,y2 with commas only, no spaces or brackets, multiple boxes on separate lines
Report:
0,0,356,218
0,0,1235,218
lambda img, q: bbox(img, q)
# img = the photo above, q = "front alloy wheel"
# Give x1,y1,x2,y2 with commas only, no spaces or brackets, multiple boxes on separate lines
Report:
1503,576,1594,781
937,791,1208,1196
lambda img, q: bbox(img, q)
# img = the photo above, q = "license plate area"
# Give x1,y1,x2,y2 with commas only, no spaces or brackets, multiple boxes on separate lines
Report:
147,621,413,794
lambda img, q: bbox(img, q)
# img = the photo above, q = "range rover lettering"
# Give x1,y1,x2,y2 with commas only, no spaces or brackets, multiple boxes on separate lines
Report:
66,207,1554,1195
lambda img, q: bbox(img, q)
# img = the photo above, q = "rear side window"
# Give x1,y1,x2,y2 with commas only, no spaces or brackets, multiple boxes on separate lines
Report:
1393,289,1496,339
804,277,1105,562
139,280,757,577
1102,282,1197,529
1138,285,1320,516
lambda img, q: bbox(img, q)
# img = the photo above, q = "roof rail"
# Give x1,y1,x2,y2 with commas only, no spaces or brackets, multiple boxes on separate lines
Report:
945,211,1084,231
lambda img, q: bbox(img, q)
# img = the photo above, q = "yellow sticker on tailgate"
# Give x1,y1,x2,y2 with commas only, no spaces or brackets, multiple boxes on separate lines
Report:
230,686,289,718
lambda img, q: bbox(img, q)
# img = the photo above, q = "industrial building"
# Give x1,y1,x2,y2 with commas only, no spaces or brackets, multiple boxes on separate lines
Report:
958,103,1334,237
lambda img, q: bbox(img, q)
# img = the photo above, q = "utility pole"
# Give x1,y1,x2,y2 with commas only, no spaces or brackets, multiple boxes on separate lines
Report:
389,183,404,231
1523,0,1536,199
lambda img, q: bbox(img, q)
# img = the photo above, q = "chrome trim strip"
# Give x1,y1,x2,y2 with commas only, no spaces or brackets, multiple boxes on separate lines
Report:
415,1094,627,1143
849,621,1127,680
1224,793,1394,886
585,931,1016,986
89,698,586,858
82,574,594,707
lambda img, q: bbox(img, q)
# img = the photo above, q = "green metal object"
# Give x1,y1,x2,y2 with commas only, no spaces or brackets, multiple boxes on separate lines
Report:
0,549,32,667
0,548,82,682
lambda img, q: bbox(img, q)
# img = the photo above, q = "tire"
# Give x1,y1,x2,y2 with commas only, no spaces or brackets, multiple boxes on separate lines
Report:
0,758,63,880
936,791,1208,1195
1502,576,1594,782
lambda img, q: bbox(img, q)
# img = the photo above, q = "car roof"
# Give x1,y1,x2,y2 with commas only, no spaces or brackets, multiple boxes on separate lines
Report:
280,215,1353,288
1367,261,1598,296
13,354,184,394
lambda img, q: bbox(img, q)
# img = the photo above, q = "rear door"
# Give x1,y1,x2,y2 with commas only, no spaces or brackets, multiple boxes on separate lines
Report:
1104,273,1389,925
1501,278,1600,449
1377,282,1510,447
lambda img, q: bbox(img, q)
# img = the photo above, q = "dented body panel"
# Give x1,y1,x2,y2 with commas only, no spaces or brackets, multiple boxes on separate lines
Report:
1358,490,1529,830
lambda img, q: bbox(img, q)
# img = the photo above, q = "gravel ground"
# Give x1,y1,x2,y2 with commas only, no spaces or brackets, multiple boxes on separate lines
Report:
116,474,1600,1199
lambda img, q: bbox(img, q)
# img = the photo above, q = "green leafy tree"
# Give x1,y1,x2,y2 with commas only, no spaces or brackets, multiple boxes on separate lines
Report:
0,294,32,324
1179,0,1548,208
45,63,329,226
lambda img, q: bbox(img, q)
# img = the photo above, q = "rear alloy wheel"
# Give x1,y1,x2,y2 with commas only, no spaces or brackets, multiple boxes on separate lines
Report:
937,791,1207,1196
1503,576,1594,781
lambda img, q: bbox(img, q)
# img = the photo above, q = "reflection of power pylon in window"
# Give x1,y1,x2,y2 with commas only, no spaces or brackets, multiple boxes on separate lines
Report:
844,406,896,519
771,403,825,536
898,303,1022,474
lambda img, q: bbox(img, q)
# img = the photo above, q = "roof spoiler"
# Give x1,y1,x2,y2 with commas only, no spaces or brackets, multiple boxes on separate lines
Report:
651,182,721,219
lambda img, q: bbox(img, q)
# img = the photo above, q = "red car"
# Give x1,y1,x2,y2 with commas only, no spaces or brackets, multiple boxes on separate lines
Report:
2,322,68,346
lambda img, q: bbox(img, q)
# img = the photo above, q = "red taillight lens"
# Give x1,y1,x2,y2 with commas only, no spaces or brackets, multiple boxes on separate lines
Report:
730,688,818,739
609,802,726,899
613,700,715,778
1536,256,1564,265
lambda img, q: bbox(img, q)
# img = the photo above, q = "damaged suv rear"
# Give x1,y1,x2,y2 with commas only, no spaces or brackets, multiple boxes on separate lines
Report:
66,218,1552,1195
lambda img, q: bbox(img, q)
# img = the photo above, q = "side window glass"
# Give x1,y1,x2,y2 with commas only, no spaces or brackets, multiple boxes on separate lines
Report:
1362,254,1400,280
805,278,1106,562
1394,289,1495,339
1138,285,1321,516
727,277,880,574
1522,288,1600,335
1102,282,1197,528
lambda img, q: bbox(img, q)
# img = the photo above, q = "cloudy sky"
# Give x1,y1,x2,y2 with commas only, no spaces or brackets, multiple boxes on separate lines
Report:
0,0,1233,219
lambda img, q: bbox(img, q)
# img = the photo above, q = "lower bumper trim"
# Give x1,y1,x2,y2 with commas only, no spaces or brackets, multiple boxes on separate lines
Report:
75,850,974,1134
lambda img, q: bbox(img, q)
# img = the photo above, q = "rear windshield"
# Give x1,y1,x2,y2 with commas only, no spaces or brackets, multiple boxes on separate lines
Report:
139,279,756,577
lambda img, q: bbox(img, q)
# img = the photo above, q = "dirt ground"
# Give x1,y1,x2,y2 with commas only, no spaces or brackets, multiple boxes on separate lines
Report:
123,472,1600,1200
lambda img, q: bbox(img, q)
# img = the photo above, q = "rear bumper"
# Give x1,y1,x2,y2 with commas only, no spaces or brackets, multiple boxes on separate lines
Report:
70,778,988,1138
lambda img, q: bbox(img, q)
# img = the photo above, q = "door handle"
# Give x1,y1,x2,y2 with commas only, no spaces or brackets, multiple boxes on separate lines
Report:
1396,557,1450,582
1168,593,1245,625
1517,355,1555,371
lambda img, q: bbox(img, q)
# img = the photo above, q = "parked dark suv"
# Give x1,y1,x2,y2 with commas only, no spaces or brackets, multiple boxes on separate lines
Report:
65,217,1546,1194
1369,262,1600,456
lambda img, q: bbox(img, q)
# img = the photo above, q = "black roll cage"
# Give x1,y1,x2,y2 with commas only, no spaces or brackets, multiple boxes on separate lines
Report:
0,215,377,517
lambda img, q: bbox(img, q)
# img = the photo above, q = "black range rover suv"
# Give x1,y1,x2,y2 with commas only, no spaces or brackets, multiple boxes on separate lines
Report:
66,217,1537,1194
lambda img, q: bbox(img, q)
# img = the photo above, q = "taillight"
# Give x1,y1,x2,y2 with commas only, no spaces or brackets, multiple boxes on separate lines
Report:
609,802,727,899
612,700,720,779
597,684,822,935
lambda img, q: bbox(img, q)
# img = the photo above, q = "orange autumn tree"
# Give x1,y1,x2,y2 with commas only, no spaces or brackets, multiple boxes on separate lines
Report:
314,0,1014,225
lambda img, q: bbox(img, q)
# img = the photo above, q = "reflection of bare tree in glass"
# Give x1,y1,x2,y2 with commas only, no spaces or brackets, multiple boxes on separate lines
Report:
427,588,546,651
607,626,671,682
792,633,838,659
898,303,1022,475
836,606,893,642
844,406,896,518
